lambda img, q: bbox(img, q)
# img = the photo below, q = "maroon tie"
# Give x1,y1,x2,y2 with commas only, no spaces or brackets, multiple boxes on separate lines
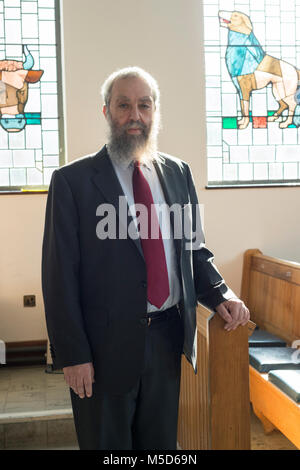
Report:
132,161,170,309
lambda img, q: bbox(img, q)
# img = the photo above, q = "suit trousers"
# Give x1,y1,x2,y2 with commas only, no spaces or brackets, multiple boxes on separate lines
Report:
70,310,184,450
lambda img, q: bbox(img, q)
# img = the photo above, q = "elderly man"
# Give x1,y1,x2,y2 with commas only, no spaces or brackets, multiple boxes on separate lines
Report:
42,67,249,450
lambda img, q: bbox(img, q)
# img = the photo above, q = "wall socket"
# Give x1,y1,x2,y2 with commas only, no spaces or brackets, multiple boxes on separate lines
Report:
24,295,36,307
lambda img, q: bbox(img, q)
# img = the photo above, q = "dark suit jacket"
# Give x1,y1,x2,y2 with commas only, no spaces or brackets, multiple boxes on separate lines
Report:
42,146,234,393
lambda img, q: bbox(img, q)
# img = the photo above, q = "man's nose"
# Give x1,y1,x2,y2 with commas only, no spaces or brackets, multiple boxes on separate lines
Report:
129,105,140,121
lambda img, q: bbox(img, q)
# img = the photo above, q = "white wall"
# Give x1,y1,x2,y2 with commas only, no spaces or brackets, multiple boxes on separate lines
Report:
1,0,299,341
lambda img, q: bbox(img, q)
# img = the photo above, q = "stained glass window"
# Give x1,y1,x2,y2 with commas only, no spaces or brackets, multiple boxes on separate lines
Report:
204,0,300,186
0,0,63,192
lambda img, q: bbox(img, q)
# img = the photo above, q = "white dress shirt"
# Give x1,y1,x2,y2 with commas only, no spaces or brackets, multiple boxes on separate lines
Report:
110,155,182,313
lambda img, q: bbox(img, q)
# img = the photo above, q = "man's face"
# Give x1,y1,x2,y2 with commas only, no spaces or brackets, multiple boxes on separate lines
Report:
103,76,158,162
104,76,155,133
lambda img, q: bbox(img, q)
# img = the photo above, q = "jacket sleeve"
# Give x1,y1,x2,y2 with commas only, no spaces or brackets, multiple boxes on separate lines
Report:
186,164,236,310
42,169,93,369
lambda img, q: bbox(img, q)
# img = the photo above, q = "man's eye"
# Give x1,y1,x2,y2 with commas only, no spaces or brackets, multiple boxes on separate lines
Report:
140,104,150,109
119,103,129,109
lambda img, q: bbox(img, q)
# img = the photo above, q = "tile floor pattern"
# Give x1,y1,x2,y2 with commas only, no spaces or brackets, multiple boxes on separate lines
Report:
0,365,70,413
0,364,298,450
0,364,78,450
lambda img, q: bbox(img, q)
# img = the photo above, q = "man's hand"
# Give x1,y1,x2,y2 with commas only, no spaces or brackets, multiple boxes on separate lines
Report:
63,362,95,399
215,298,250,331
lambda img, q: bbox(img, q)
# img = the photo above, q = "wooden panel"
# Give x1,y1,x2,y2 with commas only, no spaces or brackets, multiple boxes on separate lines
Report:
209,314,251,450
251,254,300,286
177,305,251,450
248,271,294,342
250,367,300,449
241,249,300,449
241,249,262,305
177,307,210,450
291,286,300,343
241,250,300,344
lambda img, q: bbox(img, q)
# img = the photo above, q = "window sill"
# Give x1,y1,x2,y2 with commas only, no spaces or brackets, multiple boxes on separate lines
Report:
0,188,48,195
206,181,300,189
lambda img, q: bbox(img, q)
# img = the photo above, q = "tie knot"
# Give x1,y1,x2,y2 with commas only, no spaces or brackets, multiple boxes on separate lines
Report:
133,161,142,174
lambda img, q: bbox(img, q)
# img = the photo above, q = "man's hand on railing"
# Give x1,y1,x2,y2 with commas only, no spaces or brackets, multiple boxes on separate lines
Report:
215,298,250,332
63,362,95,399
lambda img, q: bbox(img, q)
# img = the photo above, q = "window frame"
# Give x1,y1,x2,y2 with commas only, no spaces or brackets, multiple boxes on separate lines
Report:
203,2,300,189
0,0,65,195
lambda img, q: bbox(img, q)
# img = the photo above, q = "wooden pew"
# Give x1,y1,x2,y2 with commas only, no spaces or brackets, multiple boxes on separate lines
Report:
177,303,253,450
241,249,300,449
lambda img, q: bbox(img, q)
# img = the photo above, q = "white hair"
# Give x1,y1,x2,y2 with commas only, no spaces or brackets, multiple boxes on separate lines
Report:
101,66,160,111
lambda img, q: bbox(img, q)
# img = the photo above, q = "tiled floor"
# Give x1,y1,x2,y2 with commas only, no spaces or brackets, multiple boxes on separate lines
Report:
0,364,71,414
0,364,78,449
0,364,298,450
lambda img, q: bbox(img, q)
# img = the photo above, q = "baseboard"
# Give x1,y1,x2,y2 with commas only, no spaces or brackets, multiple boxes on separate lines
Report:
4,340,47,366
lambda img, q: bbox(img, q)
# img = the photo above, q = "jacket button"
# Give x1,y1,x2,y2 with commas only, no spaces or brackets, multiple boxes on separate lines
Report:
142,281,147,288
140,318,147,326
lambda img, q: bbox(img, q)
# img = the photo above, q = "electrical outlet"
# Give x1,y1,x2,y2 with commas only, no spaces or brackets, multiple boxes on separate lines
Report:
24,295,36,307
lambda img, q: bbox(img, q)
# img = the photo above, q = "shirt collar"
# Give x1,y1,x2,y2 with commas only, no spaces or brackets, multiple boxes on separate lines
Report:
114,157,152,171
129,159,152,171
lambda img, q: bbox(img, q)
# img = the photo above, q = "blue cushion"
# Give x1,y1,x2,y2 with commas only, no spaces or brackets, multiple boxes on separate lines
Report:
248,328,286,347
268,370,300,403
249,347,300,373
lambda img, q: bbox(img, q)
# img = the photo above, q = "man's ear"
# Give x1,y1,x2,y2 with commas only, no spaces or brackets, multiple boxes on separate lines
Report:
103,104,107,118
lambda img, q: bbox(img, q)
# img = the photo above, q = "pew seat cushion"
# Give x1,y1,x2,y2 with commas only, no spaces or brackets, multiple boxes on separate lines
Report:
249,347,300,373
268,370,300,403
248,328,286,347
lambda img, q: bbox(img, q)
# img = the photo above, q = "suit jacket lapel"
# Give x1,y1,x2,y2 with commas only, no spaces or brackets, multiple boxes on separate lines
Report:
91,147,183,265
91,146,144,259
153,154,183,266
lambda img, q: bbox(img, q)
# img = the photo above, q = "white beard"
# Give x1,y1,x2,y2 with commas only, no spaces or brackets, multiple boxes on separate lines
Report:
106,112,160,166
